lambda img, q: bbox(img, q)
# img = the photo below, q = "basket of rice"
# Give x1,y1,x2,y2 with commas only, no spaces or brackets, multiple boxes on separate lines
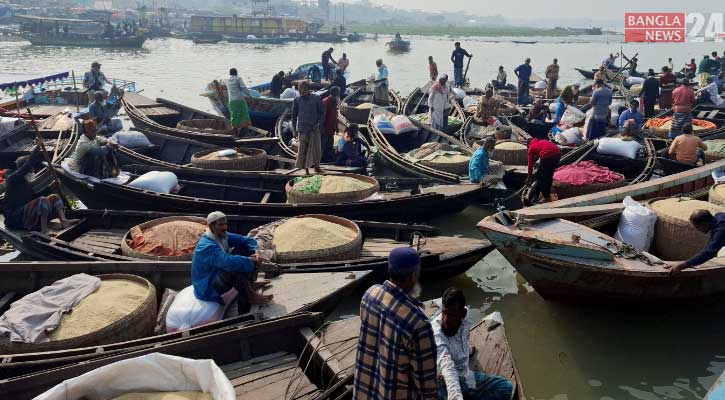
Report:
190,148,267,171
490,140,528,165
410,113,464,135
286,174,379,204
253,214,363,263
704,140,725,162
710,184,725,206
341,101,376,125
121,216,207,261
647,197,725,260
176,119,235,135
0,274,156,354
552,161,626,199
420,152,471,175
644,117,717,138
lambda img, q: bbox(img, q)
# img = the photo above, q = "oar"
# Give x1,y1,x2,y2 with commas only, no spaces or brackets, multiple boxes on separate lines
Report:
26,108,72,209
462,54,473,87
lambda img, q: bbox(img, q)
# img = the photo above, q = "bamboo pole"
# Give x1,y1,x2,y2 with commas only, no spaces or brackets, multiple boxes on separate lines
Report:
26,108,71,209
71,70,80,113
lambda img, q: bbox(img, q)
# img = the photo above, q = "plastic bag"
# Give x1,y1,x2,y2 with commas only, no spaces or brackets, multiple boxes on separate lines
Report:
391,115,417,135
165,285,236,333
548,102,558,113
462,96,479,108
111,131,152,148
534,81,547,89
597,137,642,159
626,77,645,86
614,196,657,251
610,111,619,127
35,353,236,400
452,88,466,100
128,171,179,194
373,114,396,134
554,127,584,146
559,106,585,127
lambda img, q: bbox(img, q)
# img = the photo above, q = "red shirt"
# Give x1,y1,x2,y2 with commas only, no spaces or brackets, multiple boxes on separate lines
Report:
686,62,697,73
321,96,338,134
429,62,438,81
672,85,695,113
527,138,561,175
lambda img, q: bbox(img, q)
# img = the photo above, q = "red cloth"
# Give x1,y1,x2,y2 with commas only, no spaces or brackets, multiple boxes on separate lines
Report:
553,161,623,186
673,85,695,113
527,138,561,175
322,96,338,135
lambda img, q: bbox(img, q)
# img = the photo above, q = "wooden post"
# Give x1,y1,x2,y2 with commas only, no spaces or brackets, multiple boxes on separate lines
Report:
26,108,72,209
71,70,80,113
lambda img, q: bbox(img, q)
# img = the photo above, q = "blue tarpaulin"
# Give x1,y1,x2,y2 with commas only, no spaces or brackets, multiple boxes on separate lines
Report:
0,72,70,91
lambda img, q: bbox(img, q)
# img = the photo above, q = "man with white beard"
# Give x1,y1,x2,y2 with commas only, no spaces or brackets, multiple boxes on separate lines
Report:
353,247,438,400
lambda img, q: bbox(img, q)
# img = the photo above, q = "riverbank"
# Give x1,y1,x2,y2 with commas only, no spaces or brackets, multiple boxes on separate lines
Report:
345,24,606,38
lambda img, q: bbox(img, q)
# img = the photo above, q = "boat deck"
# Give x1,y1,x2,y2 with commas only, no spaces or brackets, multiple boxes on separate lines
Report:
1,137,68,154
221,351,321,399
124,92,179,117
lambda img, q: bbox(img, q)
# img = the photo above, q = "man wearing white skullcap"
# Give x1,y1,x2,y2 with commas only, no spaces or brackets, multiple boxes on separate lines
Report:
192,211,272,315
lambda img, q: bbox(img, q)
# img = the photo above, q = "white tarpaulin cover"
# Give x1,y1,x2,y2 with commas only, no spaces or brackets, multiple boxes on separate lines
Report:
35,353,236,400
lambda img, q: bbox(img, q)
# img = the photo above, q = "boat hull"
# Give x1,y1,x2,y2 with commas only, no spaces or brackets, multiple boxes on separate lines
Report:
25,34,146,47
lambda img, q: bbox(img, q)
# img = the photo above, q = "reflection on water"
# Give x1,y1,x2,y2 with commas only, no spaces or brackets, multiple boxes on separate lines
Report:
2,36,725,399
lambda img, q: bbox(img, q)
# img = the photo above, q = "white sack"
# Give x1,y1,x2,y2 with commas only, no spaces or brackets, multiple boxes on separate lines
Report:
111,131,152,148
614,196,657,251
452,88,466,100
35,353,236,400
128,171,179,194
166,286,232,333
597,137,642,160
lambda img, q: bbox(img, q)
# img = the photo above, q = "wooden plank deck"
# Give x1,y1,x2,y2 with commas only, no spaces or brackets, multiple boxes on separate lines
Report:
223,352,321,400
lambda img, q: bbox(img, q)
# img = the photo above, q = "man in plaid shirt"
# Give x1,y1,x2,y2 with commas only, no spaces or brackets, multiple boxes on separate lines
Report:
353,247,438,400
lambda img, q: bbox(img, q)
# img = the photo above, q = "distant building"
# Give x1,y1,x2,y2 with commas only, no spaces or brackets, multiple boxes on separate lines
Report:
189,15,308,35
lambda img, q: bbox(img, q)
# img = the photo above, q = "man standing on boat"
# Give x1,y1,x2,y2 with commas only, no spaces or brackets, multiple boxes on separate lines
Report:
450,42,472,88
82,61,112,103
525,132,561,205
292,81,323,174
354,247,438,400
433,287,514,400
514,58,532,105
192,211,272,316
429,56,439,82
338,53,350,75
601,53,619,69
669,78,696,139
321,48,338,82
641,69,660,118
270,71,285,98
226,68,252,137
545,59,559,99
321,86,340,163
373,59,390,106
428,75,451,132
667,210,725,276
586,79,612,140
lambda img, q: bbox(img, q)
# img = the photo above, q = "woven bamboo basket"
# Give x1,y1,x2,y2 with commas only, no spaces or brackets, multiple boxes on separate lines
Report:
705,140,725,162
286,174,380,204
176,119,235,135
494,126,513,140
490,141,528,165
190,148,267,171
271,214,363,263
421,154,471,175
0,274,156,354
710,184,725,206
552,174,626,199
341,103,375,125
121,216,206,261
647,198,725,261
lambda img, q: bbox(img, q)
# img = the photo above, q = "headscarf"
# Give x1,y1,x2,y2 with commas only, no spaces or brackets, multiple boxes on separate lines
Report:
431,74,449,94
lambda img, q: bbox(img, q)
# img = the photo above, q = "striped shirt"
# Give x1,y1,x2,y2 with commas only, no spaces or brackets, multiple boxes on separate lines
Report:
353,281,438,400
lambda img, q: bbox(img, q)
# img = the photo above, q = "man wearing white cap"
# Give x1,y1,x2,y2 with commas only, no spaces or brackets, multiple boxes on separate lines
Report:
192,211,272,315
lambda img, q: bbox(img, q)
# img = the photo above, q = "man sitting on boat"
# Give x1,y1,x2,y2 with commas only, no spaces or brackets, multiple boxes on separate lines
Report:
668,124,707,165
667,210,725,275
3,149,79,233
335,123,367,168
493,66,507,90
82,61,112,103
617,100,644,131
88,91,122,135
72,120,119,179
469,137,497,186
475,89,501,123
192,211,273,316
433,287,513,400
308,64,322,84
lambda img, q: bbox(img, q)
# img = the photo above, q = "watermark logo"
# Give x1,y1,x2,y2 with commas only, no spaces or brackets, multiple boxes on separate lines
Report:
624,12,723,42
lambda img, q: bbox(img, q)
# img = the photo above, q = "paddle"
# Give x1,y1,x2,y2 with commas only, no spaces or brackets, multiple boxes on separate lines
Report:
462,54,473,87
26,108,72,209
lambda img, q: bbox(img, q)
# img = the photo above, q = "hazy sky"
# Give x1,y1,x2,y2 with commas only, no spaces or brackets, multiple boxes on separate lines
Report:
339,0,723,20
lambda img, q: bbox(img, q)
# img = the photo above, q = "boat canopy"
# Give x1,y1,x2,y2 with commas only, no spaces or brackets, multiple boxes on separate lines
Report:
0,72,70,91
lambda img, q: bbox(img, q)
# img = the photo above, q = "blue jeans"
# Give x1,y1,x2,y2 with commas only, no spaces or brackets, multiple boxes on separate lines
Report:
437,371,513,400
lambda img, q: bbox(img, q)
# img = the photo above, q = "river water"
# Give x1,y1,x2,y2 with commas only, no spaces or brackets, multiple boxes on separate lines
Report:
2,35,725,399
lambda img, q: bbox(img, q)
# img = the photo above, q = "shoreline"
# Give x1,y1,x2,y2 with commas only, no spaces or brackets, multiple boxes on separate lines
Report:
345,24,620,38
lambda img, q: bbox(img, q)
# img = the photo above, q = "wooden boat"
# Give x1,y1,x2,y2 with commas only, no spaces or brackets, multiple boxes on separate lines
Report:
462,116,530,148
0,312,354,399
402,82,467,135
706,368,725,399
52,158,481,221
386,38,411,51
479,195,725,303
301,302,526,399
24,33,146,47
340,87,402,125
122,95,278,149
368,107,476,184
0,209,490,281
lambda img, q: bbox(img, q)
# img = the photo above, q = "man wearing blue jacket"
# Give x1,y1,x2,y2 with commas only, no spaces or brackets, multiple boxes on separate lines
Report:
192,211,272,314
666,209,725,275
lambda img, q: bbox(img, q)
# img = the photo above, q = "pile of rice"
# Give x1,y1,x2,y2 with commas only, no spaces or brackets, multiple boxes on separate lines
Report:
495,142,527,150
650,198,724,221
294,175,373,194
426,153,471,164
49,279,149,341
355,102,375,110
112,393,212,400
273,217,357,252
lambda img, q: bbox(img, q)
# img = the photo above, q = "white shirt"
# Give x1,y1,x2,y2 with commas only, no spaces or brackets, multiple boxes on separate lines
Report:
226,75,249,101
432,310,474,400
280,87,299,99
702,82,724,106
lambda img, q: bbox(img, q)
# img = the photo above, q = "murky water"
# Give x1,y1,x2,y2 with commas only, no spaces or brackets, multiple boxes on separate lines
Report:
2,35,725,399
